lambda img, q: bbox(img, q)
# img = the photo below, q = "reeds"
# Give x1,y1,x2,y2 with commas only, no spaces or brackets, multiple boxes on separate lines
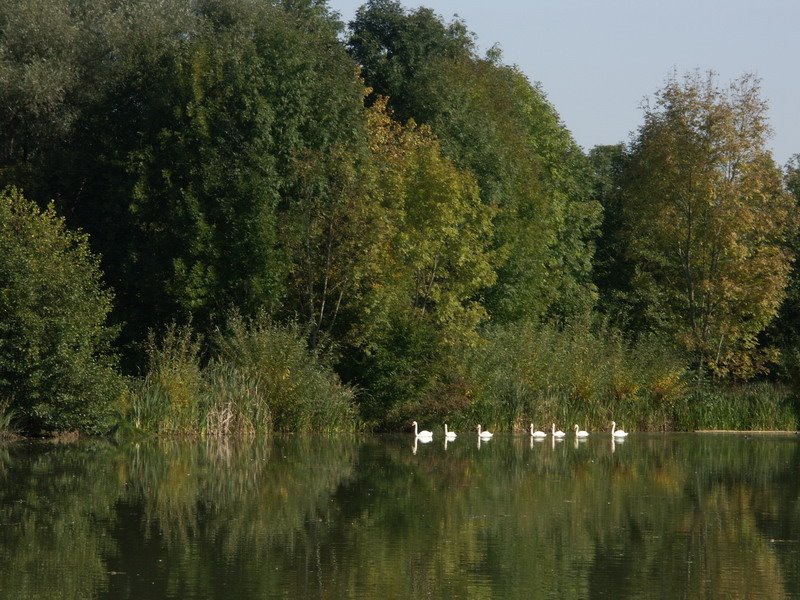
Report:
462,318,800,432
465,318,688,431
674,381,797,431
125,316,357,437
209,315,357,434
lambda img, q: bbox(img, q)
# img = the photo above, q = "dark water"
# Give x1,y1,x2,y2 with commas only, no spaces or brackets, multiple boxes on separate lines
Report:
1,432,800,599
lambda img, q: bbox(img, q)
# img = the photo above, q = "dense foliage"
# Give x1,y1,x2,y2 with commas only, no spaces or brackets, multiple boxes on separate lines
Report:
617,73,794,378
126,316,356,436
350,0,601,322
0,188,122,433
0,0,797,434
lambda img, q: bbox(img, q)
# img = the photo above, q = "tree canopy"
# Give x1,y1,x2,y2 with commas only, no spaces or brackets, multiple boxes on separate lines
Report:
617,73,795,376
349,0,601,323
0,0,798,433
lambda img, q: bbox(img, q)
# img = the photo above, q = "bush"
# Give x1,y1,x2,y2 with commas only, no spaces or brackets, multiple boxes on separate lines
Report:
126,316,357,436
127,325,206,434
211,315,357,433
0,187,123,434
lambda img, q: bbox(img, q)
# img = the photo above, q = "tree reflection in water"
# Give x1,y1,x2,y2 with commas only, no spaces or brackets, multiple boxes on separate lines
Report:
0,434,797,599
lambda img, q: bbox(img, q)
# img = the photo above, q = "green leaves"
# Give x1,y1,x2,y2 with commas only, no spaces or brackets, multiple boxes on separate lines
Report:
349,2,600,324
0,188,122,433
618,73,795,377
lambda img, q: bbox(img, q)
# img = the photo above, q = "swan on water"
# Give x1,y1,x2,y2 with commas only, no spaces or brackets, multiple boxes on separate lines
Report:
530,423,547,438
611,421,628,437
551,423,566,438
574,424,589,438
477,424,493,439
413,421,433,440
444,424,457,440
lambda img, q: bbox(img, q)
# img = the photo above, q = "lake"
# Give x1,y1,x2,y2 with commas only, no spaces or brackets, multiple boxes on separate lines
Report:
1,432,799,599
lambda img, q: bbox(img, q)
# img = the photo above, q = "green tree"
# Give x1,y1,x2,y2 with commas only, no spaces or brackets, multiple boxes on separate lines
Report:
4,0,370,363
0,187,122,433
347,100,495,425
776,155,800,343
280,143,384,350
765,155,800,383
348,0,600,323
621,72,795,377
0,0,198,191
589,143,634,320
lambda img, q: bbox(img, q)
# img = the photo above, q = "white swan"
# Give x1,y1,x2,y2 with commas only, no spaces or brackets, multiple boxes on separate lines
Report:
444,424,457,440
530,423,547,438
477,424,493,439
611,421,628,437
551,423,566,438
574,424,589,438
412,421,433,440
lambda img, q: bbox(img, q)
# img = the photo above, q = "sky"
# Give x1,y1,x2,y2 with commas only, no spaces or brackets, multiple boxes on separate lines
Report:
328,0,799,166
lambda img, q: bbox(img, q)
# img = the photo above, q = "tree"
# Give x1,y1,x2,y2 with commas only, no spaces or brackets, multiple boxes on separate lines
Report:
348,1,600,324
589,143,635,320
621,72,795,377
0,187,122,433
765,155,800,350
346,100,496,425
280,143,383,350
3,0,370,364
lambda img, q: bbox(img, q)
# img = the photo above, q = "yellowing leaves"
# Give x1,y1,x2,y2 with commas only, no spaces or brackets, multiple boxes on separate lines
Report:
623,73,797,378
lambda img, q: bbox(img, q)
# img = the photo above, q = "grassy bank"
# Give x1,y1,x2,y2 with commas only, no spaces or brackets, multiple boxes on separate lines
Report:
673,381,797,431
5,317,796,439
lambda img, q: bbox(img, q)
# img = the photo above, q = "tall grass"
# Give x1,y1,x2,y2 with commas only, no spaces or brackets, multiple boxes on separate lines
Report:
125,317,357,437
464,318,688,432
128,325,206,434
210,315,357,434
673,381,797,431
461,318,799,432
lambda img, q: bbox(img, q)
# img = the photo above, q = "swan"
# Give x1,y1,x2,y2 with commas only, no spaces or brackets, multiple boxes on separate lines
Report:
444,424,457,440
611,421,628,437
574,424,589,438
551,423,566,438
477,424,493,439
412,421,433,440
530,423,547,438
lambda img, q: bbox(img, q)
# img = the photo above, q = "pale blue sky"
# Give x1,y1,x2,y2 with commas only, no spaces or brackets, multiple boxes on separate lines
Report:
328,0,799,165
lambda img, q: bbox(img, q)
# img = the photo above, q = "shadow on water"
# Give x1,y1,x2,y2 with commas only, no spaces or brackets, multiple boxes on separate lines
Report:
0,433,799,598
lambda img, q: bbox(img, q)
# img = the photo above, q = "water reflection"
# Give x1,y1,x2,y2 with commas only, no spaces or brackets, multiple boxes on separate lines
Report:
0,434,799,598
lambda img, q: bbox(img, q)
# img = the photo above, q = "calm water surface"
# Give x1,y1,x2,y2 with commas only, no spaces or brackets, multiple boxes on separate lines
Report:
1,433,800,599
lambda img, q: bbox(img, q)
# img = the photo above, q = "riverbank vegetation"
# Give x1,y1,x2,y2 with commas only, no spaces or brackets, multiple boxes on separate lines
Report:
0,0,798,437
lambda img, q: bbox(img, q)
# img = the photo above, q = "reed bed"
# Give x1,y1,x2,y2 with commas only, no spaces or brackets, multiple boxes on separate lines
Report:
125,317,357,437
464,319,689,432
